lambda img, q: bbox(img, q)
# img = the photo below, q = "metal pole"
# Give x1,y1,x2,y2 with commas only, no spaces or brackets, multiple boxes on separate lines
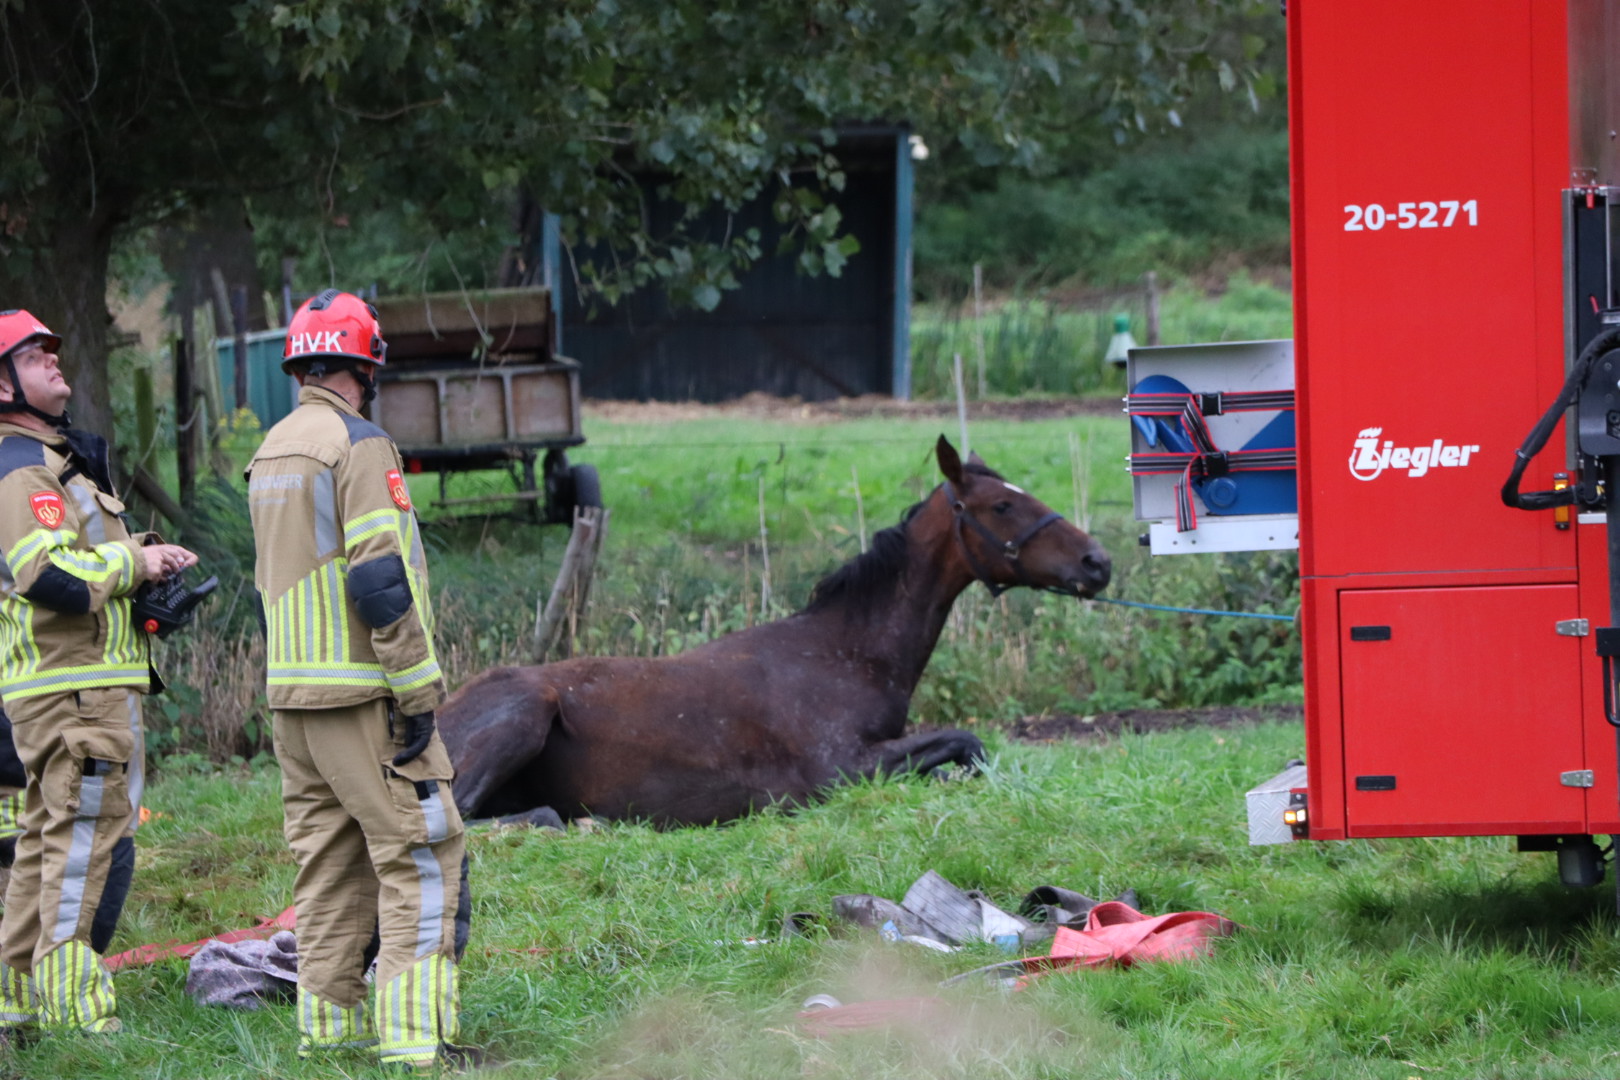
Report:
230,283,250,419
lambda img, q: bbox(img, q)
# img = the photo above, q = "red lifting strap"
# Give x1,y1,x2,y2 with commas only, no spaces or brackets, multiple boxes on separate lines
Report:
1127,387,1296,532
104,906,296,972
1125,388,1295,417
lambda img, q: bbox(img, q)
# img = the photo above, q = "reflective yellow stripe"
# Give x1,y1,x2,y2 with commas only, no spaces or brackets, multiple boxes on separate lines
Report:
376,954,457,1065
35,940,116,1032
312,562,329,661
386,658,442,694
266,661,389,687
47,542,130,585
331,562,349,658
0,790,22,841
296,986,376,1055
0,961,36,1025
6,527,77,572
0,663,150,699
344,508,400,547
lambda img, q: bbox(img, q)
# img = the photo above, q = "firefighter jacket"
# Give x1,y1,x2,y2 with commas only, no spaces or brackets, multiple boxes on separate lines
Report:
247,386,445,716
0,422,155,701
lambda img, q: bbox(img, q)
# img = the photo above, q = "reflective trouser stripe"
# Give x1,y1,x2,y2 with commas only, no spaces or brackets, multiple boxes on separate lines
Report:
124,692,144,831
420,788,449,847
410,847,446,958
376,953,457,1066
0,962,35,1025
35,939,116,1031
50,773,103,944
297,986,377,1055
0,688,140,1022
275,700,464,1061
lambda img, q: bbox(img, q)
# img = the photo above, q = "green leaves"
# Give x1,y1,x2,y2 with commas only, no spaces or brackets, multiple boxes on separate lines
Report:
2,0,1283,352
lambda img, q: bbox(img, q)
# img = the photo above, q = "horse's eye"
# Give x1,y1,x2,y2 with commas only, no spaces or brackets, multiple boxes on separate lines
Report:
993,501,1012,515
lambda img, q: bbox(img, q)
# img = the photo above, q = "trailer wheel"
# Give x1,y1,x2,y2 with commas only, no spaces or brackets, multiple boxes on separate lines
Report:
571,463,603,510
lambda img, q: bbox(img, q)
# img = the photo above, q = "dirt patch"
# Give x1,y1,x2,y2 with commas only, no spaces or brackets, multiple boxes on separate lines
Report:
584,391,1120,425
1007,703,1302,743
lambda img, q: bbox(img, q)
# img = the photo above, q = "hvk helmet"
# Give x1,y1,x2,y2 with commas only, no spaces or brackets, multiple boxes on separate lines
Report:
0,309,68,427
282,290,387,375
0,309,62,363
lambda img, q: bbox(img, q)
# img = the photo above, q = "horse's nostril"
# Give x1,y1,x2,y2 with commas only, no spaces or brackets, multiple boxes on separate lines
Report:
1082,550,1112,588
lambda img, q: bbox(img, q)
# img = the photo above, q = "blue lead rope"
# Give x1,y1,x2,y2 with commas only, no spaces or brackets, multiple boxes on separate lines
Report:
1088,596,1297,623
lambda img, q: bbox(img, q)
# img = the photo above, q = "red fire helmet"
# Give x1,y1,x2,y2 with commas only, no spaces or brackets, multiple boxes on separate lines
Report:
0,310,62,363
282,290,387,374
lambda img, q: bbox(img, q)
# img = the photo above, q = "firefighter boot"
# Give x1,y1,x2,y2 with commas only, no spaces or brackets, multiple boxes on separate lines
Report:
296,985,378,1058
0,960,35,1030
375,953,459,1070
34,940,117,1033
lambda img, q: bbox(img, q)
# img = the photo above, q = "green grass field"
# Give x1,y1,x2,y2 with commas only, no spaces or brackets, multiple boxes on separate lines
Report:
12,720,1618,1079
11,377,1615,1079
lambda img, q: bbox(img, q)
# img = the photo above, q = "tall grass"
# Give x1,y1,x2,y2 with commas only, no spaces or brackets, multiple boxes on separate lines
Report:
909,275,1293,400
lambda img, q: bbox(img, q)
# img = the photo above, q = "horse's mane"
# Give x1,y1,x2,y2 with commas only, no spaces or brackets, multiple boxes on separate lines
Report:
803,461,1004,617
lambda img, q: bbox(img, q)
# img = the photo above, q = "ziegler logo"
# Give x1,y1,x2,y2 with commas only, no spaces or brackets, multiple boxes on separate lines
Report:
1348,427,1480,481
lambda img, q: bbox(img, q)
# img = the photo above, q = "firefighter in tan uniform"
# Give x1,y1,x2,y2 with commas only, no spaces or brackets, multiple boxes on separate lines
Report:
247,291,470,1070
0,310,196,1035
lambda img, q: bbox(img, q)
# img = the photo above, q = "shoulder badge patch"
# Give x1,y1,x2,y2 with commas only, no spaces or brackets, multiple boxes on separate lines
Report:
386,469,412,511
29,491,64,528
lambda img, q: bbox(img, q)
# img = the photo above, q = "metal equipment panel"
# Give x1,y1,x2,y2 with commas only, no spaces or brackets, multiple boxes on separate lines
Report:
1339,586,1587,836
1126,339,1297,554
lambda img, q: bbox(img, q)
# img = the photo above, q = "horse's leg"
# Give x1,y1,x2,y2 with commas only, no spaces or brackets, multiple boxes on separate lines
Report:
474,806,566,831
864,729,986,780
448,683,560,818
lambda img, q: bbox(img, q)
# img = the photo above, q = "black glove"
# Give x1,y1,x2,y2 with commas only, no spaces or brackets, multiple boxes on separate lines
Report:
393,711,436,767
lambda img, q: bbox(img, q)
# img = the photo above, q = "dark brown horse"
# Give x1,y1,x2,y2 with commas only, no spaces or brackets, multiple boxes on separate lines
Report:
440,436,1111,827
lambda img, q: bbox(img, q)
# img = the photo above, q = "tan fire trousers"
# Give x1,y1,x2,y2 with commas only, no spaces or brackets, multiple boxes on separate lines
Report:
273,699,465,1065
0,687,143,1033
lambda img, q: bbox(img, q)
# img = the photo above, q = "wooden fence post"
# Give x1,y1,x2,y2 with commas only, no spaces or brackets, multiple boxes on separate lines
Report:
1144,270,1162,346
972,262,987,398
533,507,610,661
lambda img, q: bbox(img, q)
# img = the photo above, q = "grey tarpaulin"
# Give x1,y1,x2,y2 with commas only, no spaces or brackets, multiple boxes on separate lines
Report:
185,929,299,1010
833,871,1140,951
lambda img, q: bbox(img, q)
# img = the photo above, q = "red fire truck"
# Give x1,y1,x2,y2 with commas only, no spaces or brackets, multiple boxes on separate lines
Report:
1128,1,1620,889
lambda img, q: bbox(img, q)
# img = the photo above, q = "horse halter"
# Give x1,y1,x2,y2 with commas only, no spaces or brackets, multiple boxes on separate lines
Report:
941,480,1067,597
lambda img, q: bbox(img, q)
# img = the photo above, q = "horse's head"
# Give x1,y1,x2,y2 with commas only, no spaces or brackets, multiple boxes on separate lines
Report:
935,435,1111,599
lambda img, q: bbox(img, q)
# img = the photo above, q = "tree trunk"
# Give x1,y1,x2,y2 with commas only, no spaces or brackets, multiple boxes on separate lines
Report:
0,216,116,441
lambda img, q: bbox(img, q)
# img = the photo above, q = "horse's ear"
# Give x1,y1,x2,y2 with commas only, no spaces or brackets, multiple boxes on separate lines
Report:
966,450,987,469
936,435,964,486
